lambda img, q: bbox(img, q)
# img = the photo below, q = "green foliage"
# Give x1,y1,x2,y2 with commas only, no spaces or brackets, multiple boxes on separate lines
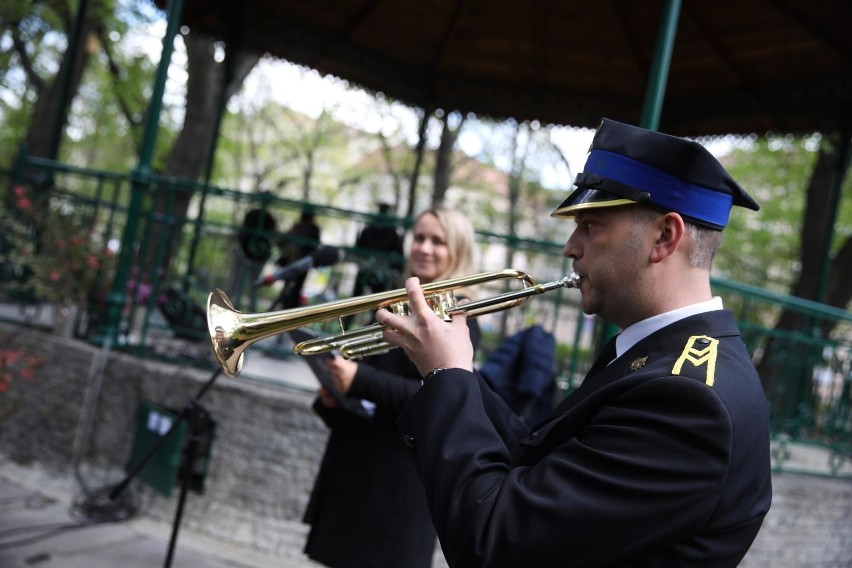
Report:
1,0,174,171
63,1,171,172
716,135,829,293
216,90,369,205
0,0,68,166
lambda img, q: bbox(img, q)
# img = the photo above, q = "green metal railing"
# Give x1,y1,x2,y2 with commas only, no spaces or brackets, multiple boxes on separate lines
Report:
1,154,850,478
713,277,852,476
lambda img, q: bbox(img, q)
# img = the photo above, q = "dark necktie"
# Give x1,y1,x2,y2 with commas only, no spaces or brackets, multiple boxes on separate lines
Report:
538,333,619,426
585,335,619,378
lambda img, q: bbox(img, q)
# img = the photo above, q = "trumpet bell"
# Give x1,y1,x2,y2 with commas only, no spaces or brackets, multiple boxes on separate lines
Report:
207,289,246,377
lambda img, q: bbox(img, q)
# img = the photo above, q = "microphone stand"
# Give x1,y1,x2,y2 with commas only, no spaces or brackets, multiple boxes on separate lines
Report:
108,366,221,568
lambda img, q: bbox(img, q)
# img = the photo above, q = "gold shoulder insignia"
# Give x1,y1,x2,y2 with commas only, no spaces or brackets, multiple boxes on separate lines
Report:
672,335,719,387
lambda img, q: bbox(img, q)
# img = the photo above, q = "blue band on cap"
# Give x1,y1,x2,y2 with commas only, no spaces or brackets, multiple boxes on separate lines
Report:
584,149,733,228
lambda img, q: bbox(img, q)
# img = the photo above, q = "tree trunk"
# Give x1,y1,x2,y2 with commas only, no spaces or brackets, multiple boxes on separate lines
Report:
405,108,430,219
756,132,851,421
301,150,314,202
22,1,100,163
821,130,852,322
377,130,404,211
432,112,465,207
139,32,258,275
791,146,840,300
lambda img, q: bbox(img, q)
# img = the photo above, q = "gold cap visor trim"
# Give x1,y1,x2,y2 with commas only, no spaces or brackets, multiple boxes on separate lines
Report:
550,198,636,219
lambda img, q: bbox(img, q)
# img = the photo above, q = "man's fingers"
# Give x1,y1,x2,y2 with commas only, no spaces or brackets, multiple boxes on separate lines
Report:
403,277,434,317
381,324,406,344
450,309,468,329
376,277,425,343
376,308,404,331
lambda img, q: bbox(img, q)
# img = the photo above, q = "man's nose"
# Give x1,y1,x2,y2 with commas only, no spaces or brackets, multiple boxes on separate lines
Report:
563,230,580,259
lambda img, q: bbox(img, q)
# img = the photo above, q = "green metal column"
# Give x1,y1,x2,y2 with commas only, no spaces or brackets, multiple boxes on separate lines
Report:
597,0,682,350
639,0,682,131
96,0,186,344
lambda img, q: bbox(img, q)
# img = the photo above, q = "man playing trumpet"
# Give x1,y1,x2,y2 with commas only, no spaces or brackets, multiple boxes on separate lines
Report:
377,118,772,567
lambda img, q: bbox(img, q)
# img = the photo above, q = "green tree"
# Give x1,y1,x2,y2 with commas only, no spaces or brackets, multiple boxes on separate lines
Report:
216,73,357,207
720,133,852,313
137,25,259,277
370,93,419,213
1,0,106,165
719,132,851,415
1,0,173,172
716,136,818,293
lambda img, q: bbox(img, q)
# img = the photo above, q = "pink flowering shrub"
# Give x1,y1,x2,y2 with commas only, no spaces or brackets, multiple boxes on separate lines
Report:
5,185,116,307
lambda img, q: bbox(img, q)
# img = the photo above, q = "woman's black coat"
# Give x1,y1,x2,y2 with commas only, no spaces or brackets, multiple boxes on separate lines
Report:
303,320,480,568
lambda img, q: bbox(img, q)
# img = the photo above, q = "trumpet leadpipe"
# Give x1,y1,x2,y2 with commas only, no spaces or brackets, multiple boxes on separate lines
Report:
444,273,581,318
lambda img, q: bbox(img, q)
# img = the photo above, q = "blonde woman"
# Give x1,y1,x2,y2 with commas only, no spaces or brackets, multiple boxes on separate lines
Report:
302,207,480,568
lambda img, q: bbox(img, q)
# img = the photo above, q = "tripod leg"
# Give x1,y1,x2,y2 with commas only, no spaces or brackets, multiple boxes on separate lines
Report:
163,402,210,568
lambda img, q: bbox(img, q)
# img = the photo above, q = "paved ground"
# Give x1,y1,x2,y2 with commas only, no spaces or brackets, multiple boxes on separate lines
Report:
0,462,322,568
4,462,851,568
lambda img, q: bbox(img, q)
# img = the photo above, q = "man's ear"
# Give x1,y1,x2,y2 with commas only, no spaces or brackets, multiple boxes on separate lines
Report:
649,212,685,263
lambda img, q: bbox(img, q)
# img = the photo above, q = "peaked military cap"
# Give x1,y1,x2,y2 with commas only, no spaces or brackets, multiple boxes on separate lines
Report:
551,118,759,230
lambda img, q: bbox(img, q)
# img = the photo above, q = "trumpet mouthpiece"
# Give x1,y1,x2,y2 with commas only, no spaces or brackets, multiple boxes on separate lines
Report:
563,273,581,288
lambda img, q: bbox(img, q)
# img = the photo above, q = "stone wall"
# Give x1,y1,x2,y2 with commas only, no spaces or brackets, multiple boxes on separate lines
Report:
0,323,326,554
1,324,850,566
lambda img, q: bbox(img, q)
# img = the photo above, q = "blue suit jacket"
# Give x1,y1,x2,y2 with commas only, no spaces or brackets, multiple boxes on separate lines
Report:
397,310,772,567
479,324,557,426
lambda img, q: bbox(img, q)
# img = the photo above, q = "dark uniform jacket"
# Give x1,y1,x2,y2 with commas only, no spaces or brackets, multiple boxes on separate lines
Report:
397,310,772,567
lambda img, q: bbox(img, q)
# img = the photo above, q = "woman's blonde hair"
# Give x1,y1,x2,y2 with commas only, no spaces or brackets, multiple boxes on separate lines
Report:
407,207,477,281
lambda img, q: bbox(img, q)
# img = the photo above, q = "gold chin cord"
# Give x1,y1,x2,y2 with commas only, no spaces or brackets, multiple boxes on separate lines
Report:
206,269,581,378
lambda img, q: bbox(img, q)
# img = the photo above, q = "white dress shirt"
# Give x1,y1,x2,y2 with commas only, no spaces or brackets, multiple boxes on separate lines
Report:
614,297,724,360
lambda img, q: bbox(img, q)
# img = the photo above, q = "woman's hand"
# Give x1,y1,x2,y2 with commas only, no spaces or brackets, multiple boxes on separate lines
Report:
325,355,359,394
375,277,474,376
317,386,338,408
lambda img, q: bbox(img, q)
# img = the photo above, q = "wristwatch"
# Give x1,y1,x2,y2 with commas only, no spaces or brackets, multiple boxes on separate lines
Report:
421,367,448,385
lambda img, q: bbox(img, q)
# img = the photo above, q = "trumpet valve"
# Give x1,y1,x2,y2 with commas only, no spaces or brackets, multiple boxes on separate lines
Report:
386,291,457,321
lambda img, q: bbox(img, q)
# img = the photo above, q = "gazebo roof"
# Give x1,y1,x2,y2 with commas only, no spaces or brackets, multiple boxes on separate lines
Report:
164,0,852,137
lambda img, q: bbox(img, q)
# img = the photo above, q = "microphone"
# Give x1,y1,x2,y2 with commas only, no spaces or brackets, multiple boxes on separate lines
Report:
255,246,342,287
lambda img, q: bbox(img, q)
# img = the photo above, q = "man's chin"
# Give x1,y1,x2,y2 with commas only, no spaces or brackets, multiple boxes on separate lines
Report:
580,295,599,317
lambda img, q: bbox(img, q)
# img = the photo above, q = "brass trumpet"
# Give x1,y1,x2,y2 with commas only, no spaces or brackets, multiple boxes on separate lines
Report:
207,269,580,378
